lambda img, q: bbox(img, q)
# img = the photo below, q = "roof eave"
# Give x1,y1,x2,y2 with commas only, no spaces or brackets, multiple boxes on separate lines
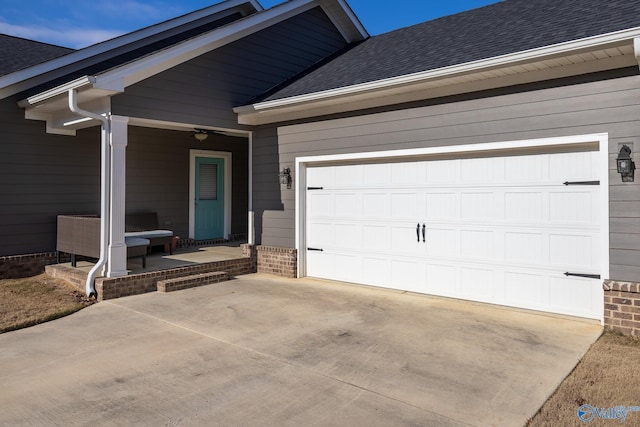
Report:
236,27,640,124
0,0,261,100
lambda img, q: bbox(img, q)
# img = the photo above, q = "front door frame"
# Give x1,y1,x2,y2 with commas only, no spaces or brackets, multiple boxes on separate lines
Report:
189,149,232,240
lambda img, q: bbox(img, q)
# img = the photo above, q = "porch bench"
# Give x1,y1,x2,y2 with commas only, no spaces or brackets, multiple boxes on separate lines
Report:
125,212,174,254
56,215,150,267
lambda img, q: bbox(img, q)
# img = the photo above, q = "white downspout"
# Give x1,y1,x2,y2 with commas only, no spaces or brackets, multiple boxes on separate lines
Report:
68,89,111,297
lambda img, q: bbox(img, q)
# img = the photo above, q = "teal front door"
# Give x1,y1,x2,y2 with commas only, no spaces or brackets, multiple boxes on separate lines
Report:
195,157,224,240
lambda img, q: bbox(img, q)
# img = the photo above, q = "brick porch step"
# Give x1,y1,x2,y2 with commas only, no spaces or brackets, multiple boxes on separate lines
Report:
157,271,229,293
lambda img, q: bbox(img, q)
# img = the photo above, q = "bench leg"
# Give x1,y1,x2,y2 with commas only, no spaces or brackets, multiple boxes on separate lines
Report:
71,254,76,268
142,254,146,269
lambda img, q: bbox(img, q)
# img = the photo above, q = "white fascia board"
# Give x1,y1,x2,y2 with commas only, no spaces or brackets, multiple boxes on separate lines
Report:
634,37,640,68
92,0,321,91
0,0,259,97
246,26,640,112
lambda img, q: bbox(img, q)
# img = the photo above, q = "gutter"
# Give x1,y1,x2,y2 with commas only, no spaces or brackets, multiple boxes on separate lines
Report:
68,89,111,297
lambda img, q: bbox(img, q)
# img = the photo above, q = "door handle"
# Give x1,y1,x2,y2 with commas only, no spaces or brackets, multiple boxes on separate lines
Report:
422,224,426,243
416,223,420,242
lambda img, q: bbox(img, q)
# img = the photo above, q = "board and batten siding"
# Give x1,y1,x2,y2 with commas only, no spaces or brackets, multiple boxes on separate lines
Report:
112,7,348,130
253,73,640,282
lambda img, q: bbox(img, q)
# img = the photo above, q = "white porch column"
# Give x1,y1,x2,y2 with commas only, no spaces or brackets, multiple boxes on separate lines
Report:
106,115,129,277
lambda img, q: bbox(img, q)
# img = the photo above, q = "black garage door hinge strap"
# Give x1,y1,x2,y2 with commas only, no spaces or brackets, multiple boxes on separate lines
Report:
307,187,324,190
307,247,324,252
564,272,601,279
563,181,600,186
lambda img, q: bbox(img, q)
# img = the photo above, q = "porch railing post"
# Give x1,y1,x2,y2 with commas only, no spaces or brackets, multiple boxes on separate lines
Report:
106,115,129,277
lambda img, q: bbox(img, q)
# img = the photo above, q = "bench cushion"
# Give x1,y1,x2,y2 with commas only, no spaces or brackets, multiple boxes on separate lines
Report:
125,230,173,239
125,237,150,247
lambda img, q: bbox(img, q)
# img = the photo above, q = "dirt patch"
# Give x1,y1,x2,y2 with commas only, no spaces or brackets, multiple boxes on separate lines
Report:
527,332,640,426
0,274,95,333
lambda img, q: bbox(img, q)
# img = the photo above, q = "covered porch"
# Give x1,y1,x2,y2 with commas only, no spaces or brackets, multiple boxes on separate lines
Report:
47,242,256,301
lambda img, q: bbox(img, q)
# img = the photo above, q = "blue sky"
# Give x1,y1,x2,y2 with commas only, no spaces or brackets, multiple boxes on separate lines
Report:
0,0,499,49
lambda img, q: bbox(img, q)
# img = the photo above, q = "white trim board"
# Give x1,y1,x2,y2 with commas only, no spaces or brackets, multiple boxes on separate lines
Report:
295,133,610,322
189,150,233,240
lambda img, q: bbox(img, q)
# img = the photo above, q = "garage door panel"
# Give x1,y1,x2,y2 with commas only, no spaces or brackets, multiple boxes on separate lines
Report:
460,230,495,259
425,228,457,257
391,192,424,219
460,157,505,183
461,192,498,220
363,164,392,185
305,149,602,319
548,276,600,317
391,259,426,292
549,234,596,268
504,272,546,307
549,191,597,224
334,254,362,283
363,225,391,250
308,222,333,246
505,192,544,222
505,155,546,182
363,257,391,286
505,232,544,264
426,160,458,184
363,193,390,218
460,267,495,301
392,161,426,185
425,263,459,297
426,193,457,219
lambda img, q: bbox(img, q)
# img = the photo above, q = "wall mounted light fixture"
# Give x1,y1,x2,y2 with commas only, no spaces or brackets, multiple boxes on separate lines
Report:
279,167,292,189
616,145,635,182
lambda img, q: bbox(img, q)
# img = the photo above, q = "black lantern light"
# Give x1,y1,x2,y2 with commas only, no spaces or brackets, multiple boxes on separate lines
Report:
279,167,292,189
616,145,635,182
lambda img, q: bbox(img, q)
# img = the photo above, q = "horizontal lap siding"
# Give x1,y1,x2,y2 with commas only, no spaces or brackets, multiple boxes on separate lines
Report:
0,97,101,255
126,126,248,239
253,74,640,282
112,7,347,129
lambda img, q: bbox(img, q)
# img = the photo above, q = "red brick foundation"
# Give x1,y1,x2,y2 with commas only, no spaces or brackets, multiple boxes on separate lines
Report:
255,245,297,278
603,280,640,337
0,252,63,279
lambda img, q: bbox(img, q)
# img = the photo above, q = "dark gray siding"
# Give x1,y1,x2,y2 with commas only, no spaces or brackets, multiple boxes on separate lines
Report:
253,74,640,282
126,126,248,238
0,100,247,256
0,96,101,255
112,7,347,130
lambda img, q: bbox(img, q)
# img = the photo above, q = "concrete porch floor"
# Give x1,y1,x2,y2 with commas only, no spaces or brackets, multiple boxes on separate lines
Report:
46,242,253,300
62,242,246,274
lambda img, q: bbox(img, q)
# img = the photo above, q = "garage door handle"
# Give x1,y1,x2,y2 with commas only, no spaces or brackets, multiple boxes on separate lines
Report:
422,224,426,243
416,223,420,242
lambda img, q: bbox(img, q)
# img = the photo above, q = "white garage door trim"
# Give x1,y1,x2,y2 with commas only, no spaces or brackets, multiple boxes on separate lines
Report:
296,133,609,322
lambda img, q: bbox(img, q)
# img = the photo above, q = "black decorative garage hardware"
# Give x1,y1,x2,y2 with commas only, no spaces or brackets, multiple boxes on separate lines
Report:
307,247,324,252
564,272,601,279
563,181,600,186
307,187,324,190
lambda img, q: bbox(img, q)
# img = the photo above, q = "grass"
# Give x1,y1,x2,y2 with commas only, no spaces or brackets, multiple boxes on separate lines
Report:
527,332,640,426
0,274,95,333
1,275,639,425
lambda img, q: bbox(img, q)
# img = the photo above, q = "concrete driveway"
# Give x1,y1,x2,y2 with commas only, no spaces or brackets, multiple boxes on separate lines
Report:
0,274,601,426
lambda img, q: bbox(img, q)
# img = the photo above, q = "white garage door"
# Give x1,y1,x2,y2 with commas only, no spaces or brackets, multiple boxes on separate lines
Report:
305,151,602,319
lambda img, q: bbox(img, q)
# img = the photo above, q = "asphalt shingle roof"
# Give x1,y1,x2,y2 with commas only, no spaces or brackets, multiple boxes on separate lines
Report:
0,34,74,77
260,0,640,102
